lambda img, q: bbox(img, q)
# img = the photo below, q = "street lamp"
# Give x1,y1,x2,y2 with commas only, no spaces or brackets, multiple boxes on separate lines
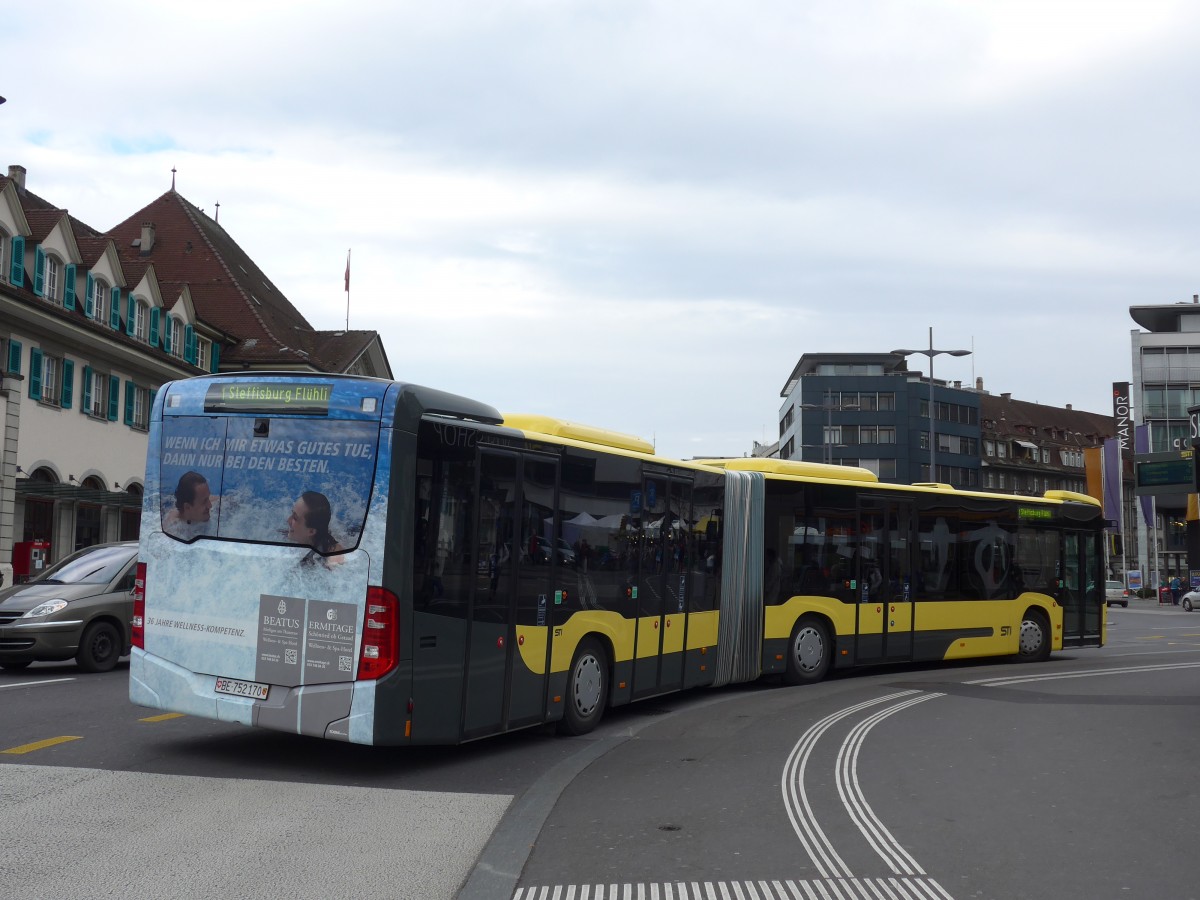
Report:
799,401,859,464
891,327,972,482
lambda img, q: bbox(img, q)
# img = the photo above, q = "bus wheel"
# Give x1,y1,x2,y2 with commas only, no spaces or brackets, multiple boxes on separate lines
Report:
785,616,831,685
76,621,121,673
1017,611,1051,663
559,638,608,736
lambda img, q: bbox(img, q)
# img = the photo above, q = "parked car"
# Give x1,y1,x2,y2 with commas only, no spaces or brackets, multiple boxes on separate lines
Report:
1182,589,1200,612
1105,580,1129,608
0,541,138,673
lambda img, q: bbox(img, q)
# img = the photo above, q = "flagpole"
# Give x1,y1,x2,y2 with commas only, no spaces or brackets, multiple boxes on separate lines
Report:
344,248,351,330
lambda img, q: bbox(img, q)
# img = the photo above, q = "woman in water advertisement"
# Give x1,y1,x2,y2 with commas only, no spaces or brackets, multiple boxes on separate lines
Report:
158,415,377,559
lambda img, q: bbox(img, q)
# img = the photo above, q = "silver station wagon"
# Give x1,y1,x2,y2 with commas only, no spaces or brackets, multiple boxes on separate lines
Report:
0,541,138,673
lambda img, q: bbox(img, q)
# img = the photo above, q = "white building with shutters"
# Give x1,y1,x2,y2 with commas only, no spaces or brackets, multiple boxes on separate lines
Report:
0,164,391,586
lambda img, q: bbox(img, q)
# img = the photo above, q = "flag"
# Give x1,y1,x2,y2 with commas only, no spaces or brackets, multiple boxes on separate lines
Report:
344,251,350,292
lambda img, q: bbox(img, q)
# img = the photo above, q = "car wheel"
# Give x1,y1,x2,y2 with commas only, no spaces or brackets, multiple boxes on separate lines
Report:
1018,610,1052,662
1185,598,1195,612
785,615,832,685
0,661,32,671
558,638,608,736
76,621,122,673
1121,600,1128,608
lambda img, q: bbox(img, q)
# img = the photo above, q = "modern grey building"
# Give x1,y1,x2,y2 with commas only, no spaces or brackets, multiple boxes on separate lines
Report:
1128,298,1200,583
777,352,981,487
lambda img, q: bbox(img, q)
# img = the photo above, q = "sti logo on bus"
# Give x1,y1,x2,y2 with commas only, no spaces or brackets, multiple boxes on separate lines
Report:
204,382,333,414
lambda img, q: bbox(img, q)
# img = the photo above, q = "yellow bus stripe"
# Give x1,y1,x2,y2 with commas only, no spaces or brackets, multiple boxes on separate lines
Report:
140,713,186,722
2,735,83,755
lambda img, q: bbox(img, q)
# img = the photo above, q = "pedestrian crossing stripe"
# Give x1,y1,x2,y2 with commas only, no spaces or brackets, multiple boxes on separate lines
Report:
513,876,954,899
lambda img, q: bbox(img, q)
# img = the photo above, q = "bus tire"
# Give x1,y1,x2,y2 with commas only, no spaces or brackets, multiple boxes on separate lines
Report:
1017,610,1051,663
76,621,122,673
784,616,831,685
559,638,608,736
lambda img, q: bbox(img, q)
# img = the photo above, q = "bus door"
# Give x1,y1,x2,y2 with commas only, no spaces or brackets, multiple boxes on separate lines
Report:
633,472,691,698
855,497,915,664
1059,529,1103,647
462,449,557,739
509,454,559,728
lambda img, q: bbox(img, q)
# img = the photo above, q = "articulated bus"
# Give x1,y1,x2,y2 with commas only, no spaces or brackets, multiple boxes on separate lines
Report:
130,374,1105,746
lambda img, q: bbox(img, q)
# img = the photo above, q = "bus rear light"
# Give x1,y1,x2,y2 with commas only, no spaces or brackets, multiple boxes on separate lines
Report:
132,562,147,650
358,586,399,681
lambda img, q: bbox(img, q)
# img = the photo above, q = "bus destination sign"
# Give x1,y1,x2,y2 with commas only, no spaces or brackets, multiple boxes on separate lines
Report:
204,383,333,415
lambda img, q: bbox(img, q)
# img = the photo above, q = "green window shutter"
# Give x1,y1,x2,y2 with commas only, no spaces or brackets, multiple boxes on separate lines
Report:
63,264,77,310
82,366,92,413
9,236,24,285
61,358,74,409
110,288,122,329
33,246,45,297
85,272,95,318
210,342,221,373
107,375,120,421
149,306,160,347
29,348,43,400
184,324,195,364
5,339,20,374
126,295,136,336
163,314,172,353
124,380,135,425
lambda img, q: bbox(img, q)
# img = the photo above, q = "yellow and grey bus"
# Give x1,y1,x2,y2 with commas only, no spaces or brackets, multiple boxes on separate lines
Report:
130,374,1105,745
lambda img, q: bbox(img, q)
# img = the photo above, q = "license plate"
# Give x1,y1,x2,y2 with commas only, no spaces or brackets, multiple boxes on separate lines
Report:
214,676,269,700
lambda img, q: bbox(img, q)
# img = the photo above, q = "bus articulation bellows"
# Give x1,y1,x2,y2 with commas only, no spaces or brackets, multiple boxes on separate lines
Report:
131,374,1105,746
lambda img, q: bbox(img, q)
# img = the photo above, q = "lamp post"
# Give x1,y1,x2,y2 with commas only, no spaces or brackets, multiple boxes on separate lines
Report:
799,401,859,464
891,327,972,482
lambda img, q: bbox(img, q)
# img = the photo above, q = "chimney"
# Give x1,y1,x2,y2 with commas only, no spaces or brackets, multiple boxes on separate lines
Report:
953,380,961,388
1194,294,1198,303
1001,392,1011,401
976,377,983,391
1066,403,1073,410
139,222,156,255
7,164,26,192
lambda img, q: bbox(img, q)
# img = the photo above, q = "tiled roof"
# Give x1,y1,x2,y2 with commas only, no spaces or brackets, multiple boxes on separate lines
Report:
24,208,65,243
980,393,1115,442
2,168,387,376
106,190,358,371
74,235,111,269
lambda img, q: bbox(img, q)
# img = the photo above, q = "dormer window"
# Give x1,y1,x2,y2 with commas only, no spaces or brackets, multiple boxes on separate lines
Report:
196,337,209,370
135,300,148,341
92,278,109,324
45,255,60,302
168,316,183,358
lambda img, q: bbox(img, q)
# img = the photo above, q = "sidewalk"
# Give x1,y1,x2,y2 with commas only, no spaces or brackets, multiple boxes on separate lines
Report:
1112,594,1192,612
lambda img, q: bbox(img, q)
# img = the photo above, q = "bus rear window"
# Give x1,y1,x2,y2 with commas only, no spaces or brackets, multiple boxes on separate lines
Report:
159,416,379,552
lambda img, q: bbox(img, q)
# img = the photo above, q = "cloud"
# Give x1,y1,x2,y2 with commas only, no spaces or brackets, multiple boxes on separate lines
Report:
4,0,1199,458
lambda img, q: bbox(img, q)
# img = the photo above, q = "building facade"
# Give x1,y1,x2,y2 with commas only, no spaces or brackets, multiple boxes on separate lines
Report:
0,165,391,585
1128,298,1200,584
777,352,981,486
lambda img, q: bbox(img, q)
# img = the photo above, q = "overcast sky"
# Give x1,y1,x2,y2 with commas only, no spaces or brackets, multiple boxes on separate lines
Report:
4,1,1197,458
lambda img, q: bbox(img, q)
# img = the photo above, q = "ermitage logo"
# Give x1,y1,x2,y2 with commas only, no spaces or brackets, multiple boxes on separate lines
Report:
278,600,287,615
326,609,337,621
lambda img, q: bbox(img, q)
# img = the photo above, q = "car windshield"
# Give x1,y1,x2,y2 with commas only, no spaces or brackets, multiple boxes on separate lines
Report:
1106,581,1123,589
34,545,135,586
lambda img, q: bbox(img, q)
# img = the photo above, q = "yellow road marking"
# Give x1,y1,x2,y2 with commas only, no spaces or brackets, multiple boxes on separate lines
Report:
2,735,82,755
140,713,185,722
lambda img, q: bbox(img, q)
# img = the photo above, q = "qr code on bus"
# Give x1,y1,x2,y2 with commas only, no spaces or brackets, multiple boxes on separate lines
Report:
338,656,352,672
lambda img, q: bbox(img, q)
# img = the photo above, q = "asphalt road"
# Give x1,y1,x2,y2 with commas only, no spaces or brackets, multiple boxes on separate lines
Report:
3,601,1198,900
